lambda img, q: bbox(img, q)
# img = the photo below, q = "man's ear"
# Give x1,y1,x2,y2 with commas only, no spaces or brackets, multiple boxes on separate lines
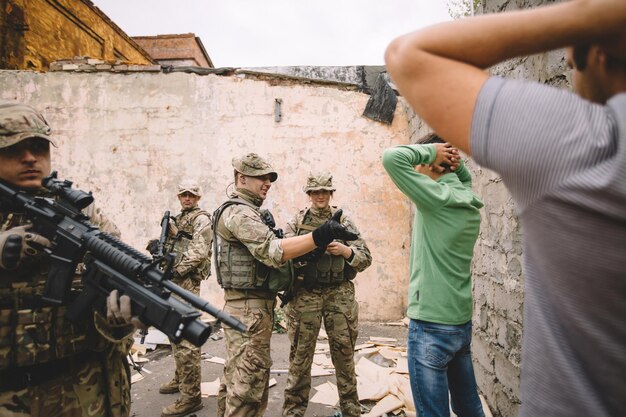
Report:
589,45,606,67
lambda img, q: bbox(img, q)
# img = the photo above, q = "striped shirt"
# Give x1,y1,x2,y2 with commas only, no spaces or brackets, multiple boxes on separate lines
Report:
471,77,626,417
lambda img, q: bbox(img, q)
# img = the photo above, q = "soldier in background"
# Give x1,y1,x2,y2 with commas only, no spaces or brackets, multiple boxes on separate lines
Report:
154,181,212,417
282,172,372,417
0,101,135,416
214,153,359,417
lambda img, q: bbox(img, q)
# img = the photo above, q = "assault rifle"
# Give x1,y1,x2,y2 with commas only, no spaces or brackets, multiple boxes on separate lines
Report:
155,210,171,259
0,172,247,346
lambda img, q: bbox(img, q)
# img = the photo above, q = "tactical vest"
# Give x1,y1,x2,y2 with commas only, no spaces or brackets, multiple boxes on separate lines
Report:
212,198,292,292
166,208,211,280
295,207,356,286
0,209,101,370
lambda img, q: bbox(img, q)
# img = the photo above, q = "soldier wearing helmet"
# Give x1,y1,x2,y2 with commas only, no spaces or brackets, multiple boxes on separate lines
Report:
282,172,372,417
155,180,212,417
0,101,135,416
214,153,360,417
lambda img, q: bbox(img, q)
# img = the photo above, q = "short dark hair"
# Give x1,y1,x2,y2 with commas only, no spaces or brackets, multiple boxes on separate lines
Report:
419,132,445,145
418,133,451,173
572,44,591,71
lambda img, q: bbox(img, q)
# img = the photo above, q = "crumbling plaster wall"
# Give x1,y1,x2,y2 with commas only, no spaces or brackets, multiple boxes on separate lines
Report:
402,0,570,415
0,68,413,321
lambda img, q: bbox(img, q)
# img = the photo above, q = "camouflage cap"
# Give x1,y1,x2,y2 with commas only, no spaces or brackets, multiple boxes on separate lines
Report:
0,101,56,149
232,153,278,182
178,180,202,197
303,172,336,193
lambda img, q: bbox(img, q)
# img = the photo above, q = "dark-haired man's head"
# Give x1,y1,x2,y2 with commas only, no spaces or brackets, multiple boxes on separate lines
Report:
419,133,453,173
568,44,626,104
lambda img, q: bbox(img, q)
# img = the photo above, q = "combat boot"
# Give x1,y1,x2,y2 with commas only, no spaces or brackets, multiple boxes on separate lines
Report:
161,397,203,417
159,379,180,394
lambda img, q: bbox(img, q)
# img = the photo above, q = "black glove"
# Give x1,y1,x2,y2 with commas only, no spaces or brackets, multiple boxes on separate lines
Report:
311,209,358,248
0,225,52,270
146,239,160,255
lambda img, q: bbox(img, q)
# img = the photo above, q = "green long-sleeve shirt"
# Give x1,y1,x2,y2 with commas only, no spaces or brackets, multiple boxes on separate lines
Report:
382,144,484,324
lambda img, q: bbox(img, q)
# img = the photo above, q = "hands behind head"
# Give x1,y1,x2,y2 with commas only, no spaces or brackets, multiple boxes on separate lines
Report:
431,142,460,174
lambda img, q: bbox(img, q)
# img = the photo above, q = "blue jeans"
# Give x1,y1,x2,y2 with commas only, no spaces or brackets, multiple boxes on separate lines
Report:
408,319,485,417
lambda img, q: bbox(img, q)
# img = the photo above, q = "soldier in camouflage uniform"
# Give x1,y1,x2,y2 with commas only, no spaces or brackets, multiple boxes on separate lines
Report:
214,153,359,417
282,172,372,417
156,181,212,417
0,101,135,416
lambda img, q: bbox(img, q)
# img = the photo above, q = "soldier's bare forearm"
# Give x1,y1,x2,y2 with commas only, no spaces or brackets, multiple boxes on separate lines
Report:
280,234,316,262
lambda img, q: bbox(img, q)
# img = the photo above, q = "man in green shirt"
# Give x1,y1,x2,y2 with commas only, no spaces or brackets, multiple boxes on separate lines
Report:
382,134,484,417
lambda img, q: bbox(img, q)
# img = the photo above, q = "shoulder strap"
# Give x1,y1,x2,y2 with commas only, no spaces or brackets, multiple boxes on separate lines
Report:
295,208,314,233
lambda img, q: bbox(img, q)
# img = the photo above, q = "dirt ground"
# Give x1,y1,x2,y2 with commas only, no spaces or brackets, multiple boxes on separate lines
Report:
129,322,409,417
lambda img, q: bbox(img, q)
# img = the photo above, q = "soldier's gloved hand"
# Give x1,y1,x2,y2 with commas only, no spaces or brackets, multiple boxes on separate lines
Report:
107,289,148,330
146,239,160,255
311,209,358,248
0,225,52,270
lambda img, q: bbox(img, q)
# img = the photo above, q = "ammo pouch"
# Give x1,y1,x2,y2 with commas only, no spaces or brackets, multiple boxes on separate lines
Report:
299,253,353,288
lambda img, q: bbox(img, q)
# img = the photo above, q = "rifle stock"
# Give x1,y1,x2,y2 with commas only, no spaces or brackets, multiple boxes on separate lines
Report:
0,172,247,346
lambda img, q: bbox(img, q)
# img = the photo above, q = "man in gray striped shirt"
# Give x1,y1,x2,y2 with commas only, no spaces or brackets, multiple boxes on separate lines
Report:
385,1,625,416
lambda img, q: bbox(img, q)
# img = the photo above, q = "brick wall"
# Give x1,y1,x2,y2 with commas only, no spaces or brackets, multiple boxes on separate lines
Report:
0,0,152,70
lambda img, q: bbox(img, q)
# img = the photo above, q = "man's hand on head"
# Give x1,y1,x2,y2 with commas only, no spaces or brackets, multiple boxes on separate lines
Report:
431,143,460,174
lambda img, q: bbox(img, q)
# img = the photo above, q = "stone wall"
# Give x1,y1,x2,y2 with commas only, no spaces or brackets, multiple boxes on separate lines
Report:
0,68,413,321
402,1,570,415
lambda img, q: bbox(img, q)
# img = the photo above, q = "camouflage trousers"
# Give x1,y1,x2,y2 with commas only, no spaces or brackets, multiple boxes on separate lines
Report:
217,298,275,417
282,281,359,417
0,355,131,417
170,276,202,401
171,339,201,401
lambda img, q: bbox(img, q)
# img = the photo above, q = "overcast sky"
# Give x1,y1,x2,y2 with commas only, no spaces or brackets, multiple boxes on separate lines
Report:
93,0,453,67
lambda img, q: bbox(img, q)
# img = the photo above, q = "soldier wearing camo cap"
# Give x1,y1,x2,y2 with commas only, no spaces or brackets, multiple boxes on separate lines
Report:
0,101,135,416
214,153,360,417
154,179,212,417
282,172,372,417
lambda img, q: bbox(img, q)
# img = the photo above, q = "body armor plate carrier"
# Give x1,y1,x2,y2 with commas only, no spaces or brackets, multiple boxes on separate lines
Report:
212,198,292,292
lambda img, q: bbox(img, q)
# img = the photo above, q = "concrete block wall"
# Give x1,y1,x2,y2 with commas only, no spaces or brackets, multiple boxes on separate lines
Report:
474,2,570,415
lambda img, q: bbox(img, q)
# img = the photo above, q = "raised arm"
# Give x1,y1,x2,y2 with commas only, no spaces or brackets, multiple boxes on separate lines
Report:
382,144,451,211
384,0,626,154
